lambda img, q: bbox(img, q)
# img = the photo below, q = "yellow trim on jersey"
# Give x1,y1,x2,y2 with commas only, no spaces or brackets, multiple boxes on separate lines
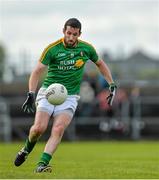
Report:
78,39,96,50
39,38,63,62
61,38,66,47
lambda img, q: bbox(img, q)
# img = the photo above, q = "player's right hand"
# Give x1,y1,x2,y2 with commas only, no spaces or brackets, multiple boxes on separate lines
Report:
22,92,35,113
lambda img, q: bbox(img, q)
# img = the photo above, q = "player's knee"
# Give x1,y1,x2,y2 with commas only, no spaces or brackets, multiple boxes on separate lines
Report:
31,125,46,136
53,124,65,137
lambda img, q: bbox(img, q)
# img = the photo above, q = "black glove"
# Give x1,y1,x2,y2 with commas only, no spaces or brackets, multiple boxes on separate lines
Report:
22,92,35,113
107,83,117,106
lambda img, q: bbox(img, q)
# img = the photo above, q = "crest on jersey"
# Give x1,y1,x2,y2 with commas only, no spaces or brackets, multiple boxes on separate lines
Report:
80,51,84,56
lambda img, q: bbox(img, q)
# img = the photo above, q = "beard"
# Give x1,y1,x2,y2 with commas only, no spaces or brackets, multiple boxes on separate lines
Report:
64,39,77,47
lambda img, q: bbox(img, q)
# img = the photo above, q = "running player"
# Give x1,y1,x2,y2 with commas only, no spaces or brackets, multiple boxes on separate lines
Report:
14,18,117,173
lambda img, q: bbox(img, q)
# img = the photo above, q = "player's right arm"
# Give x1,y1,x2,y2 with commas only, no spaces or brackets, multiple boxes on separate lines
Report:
22,61,47,113
29,61,47,92
22,42,52,113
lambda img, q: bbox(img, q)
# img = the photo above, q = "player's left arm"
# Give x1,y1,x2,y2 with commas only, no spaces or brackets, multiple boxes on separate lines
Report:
95,59,114,84
88,44,117,105
95,59,117,105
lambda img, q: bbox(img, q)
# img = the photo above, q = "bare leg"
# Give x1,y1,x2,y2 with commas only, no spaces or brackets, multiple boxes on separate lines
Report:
14,111,51,167
29,111,50,142
44,112,72,155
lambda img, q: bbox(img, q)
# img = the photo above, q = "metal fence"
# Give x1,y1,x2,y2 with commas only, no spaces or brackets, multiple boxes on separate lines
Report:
0,97,11,142
0,96,159,142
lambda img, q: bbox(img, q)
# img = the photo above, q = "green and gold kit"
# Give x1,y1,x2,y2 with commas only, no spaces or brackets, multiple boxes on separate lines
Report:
40,38,99,95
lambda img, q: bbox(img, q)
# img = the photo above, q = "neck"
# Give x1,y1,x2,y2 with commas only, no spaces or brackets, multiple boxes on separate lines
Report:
63,39,78,48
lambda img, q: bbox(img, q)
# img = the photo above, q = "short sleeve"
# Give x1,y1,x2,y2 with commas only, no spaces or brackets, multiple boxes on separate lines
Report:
39,46,52,65
88,45,99,63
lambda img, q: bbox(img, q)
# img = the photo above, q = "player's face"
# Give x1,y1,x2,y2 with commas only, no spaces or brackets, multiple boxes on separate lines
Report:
63,26,81,47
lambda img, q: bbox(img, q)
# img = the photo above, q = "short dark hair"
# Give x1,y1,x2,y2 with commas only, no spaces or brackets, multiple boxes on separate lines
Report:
64,18,82,32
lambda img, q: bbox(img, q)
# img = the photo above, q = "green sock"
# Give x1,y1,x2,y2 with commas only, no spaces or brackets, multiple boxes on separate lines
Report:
39,152,52,165
24,138,37,153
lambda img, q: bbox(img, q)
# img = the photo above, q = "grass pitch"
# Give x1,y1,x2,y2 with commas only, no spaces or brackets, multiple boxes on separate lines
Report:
0,141,159,179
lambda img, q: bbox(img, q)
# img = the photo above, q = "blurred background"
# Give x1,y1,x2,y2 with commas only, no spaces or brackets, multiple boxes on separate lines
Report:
0,0,159,142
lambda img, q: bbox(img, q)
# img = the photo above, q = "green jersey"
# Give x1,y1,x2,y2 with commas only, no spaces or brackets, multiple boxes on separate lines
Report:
40,38,99,95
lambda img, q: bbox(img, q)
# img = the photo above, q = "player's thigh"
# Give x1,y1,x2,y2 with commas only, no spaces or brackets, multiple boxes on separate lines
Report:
33,111,50,130
52,112,72,131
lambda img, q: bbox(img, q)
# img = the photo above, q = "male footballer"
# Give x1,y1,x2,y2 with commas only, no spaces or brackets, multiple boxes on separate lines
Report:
14,18,117,173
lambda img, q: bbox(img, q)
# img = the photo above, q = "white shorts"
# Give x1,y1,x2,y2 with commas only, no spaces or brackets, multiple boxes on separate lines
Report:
35,87,80,117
